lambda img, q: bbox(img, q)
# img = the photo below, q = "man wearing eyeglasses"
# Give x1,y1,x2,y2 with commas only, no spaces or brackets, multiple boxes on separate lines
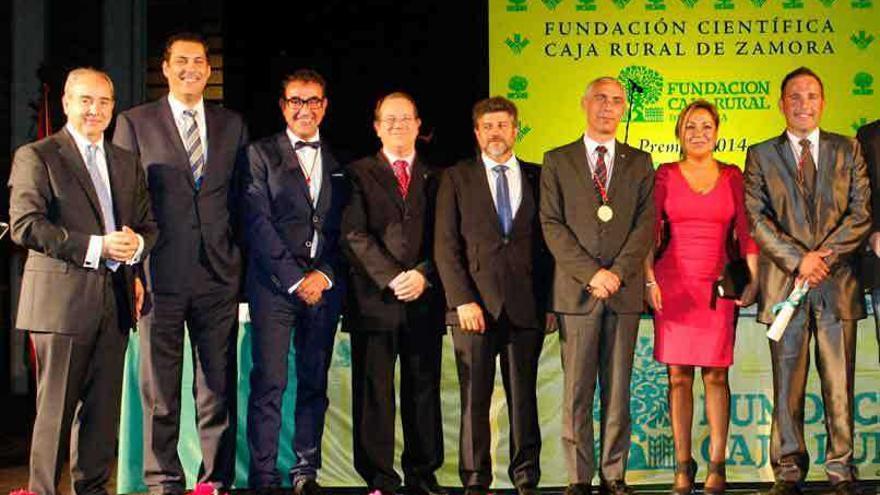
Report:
113,32,248,495
242,69,347,495
341,92,446,495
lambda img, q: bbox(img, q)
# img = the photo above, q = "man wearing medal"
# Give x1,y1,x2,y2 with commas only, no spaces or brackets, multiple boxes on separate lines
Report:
540,76,655,495
242,69,348,495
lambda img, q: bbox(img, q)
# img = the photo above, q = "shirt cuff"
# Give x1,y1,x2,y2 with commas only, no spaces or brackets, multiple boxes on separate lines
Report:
127,234,145,265
289,277,305,293
315,270,333,289
84,235,103,269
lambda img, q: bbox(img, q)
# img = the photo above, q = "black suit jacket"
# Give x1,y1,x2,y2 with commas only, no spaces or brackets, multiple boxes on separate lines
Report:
9,129,158,333
744,130,872,323
243,132,348,294
857,120,880,290
341,152,445,333
112,98,248,293
434,157,551,329
540,138,655,314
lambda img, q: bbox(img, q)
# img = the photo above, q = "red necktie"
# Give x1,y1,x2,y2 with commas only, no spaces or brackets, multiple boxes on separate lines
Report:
392,160,411,198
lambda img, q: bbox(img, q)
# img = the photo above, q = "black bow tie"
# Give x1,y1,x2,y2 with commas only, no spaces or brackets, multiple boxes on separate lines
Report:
295,140,320,150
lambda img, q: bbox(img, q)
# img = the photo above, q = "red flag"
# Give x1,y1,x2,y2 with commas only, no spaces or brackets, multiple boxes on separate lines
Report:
37,83,52,139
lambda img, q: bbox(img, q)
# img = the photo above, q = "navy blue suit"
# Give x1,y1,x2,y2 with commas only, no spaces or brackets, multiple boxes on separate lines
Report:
243,132,347,488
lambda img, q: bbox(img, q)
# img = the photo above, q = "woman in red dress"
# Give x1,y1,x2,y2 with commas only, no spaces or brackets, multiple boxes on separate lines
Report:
644,100,759,495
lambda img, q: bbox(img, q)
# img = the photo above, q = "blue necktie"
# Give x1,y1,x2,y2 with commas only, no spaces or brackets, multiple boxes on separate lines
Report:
493,165,513,237
85,144,119,271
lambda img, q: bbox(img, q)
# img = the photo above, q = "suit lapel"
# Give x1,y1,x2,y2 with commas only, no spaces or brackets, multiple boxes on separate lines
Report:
565,139,600,209
58,130,104,229
158,99,196,190
278,133,314,205
512,164,536,234
406,155,427,212
470,158,504,238
372,152,406,211
315,145,337,215
201,105,223,193
607,141,629,202
773,133,811,202
815,130,836,233
105,145,127,228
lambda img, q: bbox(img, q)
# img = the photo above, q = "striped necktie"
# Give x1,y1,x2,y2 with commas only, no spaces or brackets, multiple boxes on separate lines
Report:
183,109,204,188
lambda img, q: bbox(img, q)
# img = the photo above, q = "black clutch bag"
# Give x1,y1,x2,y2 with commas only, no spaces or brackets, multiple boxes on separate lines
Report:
712,222,750,305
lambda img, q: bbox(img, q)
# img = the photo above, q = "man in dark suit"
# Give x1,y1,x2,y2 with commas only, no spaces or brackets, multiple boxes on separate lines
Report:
434,97,550,495
744,67,871,495
243,69,347,495
112,33,249,494
9,68,157,495
856,119,880,363
341,92,446,495
540,77,654,495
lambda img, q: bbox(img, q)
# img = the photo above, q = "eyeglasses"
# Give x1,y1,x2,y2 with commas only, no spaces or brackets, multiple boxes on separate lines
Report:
284,96,325,110
379,115,416,128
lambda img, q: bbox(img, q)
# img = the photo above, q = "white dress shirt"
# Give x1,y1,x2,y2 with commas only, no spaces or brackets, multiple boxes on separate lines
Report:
383,149,416,175
168,94,208,163
286,129,332,293
786,128,820,170
482,153,523,218
67,124,144,269
583,134,616,190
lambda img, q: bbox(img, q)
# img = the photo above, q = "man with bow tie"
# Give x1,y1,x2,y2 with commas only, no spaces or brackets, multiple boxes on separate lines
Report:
341,92,447,495
242,69,348,495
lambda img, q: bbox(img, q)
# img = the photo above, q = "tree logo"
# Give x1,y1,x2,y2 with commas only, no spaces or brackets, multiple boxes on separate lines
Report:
613,0,633,9
618,66,665,123
851,30,875,50
853,72,874,95
714,0,735,8
851,117,869,133
507,76,529,99
576,0,598,9
507,0,529,11
627,336,673,470
542,0,563,8
680,0,699,8
505,33,531,55
646,0,667,9
782,0,804,8
516,124,532,143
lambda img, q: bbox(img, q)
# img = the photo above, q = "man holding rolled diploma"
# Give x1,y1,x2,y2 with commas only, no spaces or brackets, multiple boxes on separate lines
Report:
743,67,871,495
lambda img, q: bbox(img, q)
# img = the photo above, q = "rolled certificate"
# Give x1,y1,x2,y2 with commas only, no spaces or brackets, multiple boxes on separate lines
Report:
767,281,810,341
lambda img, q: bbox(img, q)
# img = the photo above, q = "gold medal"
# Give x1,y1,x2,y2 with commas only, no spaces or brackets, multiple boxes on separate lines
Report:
597,204,614,223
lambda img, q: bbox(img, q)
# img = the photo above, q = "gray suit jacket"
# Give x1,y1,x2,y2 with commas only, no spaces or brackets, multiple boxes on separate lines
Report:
856,120,880,290
744,130,872,323
540,138,655,314
8,129,158,333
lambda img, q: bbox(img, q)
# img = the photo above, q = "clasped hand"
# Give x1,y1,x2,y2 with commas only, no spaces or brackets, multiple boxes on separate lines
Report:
388,270,427,302
102,226,140,262
588,268,621,299
797,248,832,287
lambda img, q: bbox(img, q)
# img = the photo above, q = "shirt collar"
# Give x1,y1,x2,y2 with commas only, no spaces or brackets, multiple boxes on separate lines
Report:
167,93,205,120
481,153,519,171
287,128,321,148
383,149,416,167
786,128,820,150
583,134,615,157
65,123,104,152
